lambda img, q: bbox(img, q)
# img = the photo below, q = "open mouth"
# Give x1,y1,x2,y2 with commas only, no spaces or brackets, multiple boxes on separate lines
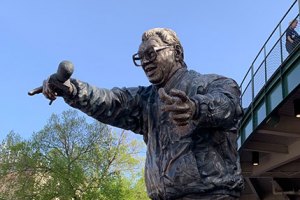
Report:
144,66,157,76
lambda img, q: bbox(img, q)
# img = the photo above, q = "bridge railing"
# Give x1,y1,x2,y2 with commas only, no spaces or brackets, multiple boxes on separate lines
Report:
240,0,300,110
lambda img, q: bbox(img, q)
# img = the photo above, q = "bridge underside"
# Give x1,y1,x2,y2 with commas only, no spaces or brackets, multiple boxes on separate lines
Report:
240,85,300,199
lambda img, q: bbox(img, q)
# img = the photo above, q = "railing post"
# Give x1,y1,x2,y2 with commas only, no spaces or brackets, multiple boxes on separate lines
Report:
279,23,284,64
251,64,254,102
264,46,268,83
298,0,300,16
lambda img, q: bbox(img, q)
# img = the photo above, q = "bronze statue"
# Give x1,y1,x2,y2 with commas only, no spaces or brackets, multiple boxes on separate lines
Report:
30,28,244,200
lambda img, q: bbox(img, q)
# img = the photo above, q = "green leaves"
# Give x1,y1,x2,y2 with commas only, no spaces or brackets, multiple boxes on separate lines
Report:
0,110,149,200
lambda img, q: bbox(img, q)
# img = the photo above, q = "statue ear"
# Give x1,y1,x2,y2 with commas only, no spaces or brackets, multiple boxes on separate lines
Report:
174,44,183,61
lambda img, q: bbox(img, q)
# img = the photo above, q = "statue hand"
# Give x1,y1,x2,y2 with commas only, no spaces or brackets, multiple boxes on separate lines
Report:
158,88,196,126
42,74,75,103
28,60,75,105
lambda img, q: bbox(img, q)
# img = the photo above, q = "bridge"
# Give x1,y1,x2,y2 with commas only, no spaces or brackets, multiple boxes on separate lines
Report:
238,1,300,199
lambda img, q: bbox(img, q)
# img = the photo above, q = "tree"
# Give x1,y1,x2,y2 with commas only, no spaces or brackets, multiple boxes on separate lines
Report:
0,110,148,200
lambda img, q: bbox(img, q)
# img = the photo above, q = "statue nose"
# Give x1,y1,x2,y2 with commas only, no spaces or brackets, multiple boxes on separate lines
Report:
141,57,151,66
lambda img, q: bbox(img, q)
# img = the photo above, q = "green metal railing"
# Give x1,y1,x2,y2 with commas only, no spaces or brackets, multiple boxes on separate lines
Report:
238,0,300,148
240,0,299,109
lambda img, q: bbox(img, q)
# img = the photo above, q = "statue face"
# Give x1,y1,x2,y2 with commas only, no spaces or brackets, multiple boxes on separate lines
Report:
138,37,177,86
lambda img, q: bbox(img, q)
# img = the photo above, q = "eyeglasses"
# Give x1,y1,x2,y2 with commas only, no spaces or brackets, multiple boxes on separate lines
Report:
132,45,172,66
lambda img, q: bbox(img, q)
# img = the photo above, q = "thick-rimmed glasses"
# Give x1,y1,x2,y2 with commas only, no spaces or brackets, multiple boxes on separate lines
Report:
132,45,172,66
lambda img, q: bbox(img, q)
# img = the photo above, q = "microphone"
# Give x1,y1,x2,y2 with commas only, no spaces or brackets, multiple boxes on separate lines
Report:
55,60,74,83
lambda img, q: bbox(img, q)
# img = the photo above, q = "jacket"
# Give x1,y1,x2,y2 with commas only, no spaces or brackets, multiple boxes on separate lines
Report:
64,68,244,199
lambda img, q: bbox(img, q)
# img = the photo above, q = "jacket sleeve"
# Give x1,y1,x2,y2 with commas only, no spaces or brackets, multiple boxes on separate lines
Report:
63,79,145,133
191,76,243,129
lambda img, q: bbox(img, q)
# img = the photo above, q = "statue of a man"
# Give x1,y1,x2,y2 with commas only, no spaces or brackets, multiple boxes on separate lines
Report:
41,28,244,200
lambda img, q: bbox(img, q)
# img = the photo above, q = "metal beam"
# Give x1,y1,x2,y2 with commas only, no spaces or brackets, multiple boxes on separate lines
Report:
272,179,300,196
241,161,300,178
252,139,300,176
244,141,288,154
257,129,300,138
245,178,262,200
273,115,300,131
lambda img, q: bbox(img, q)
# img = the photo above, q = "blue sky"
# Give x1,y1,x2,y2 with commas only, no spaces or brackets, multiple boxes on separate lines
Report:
0,1,297,141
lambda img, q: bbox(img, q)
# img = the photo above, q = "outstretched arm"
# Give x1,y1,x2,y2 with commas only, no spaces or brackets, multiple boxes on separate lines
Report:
63,80,146,133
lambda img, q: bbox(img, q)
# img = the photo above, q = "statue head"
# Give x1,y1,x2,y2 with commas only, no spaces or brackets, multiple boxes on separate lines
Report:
132,28,186,87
